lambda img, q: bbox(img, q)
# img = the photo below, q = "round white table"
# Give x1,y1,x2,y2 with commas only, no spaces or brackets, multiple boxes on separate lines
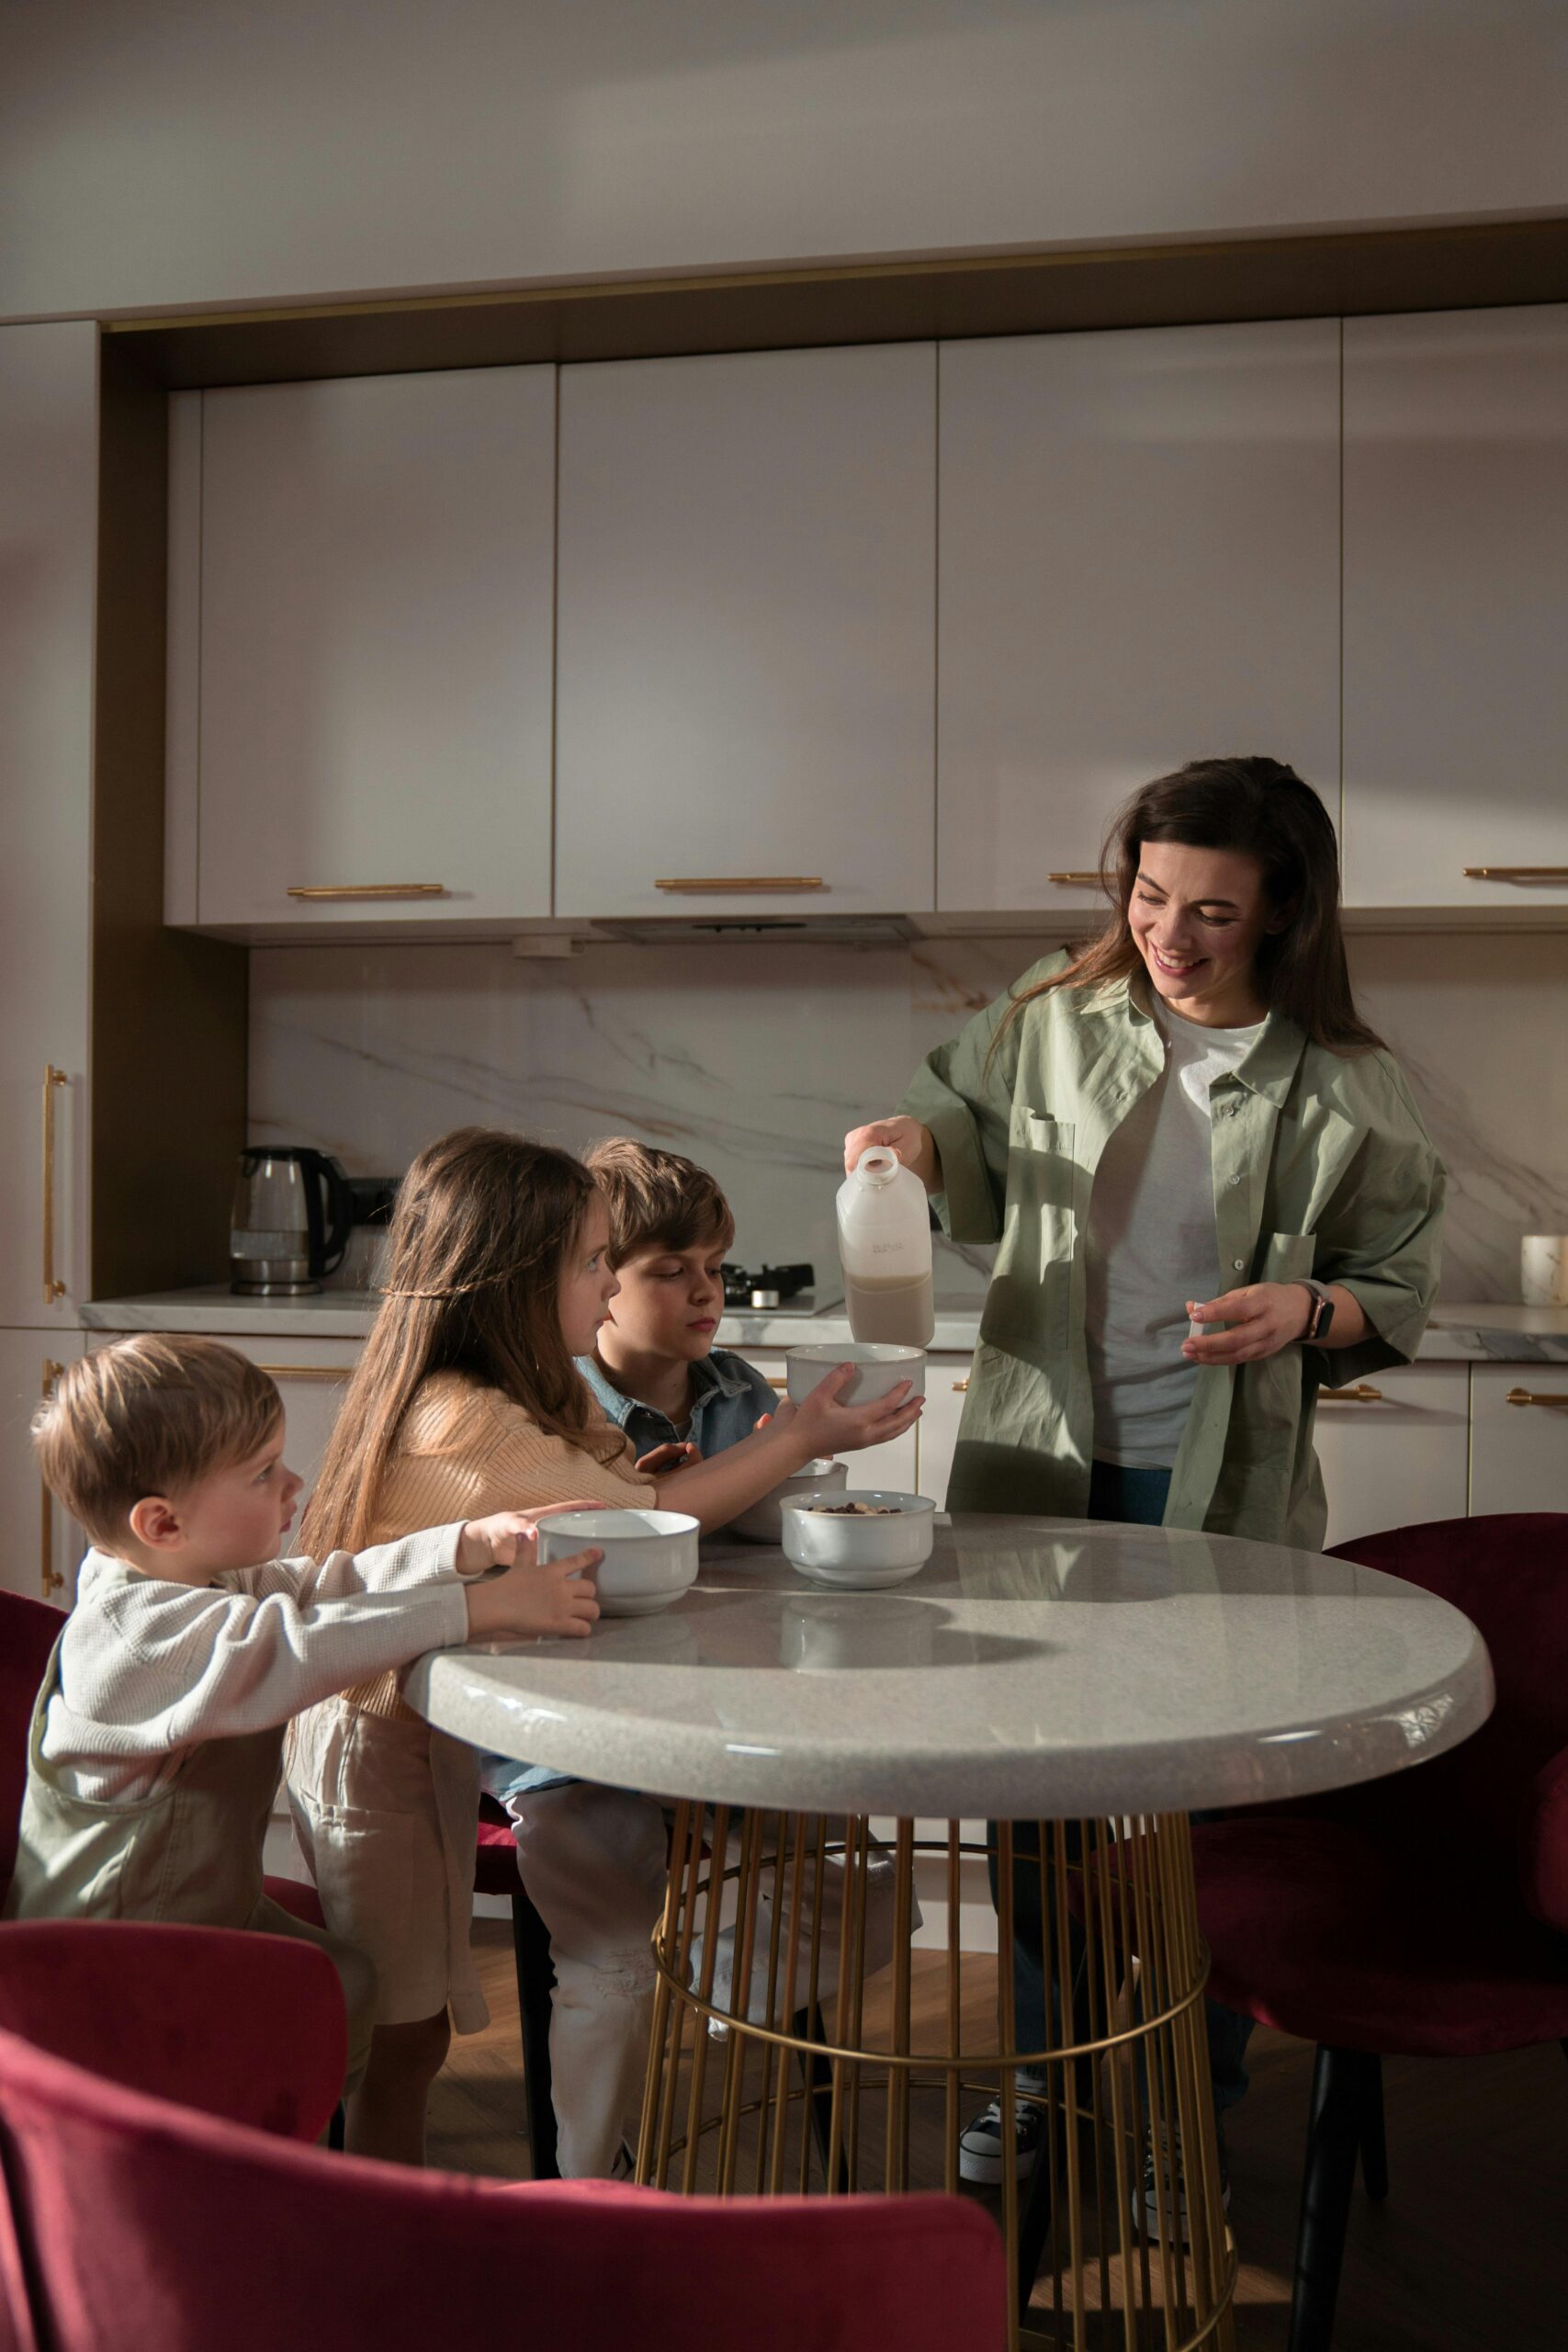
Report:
408,1516,1491,2352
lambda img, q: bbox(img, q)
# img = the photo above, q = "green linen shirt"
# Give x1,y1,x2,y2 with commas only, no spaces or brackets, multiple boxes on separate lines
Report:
900,954,1445,1549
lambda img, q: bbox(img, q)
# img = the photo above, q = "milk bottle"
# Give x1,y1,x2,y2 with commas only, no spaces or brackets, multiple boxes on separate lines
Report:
837,1147,935,1347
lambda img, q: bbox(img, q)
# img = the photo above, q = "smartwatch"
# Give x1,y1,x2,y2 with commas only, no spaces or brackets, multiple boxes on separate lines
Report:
1298,1278,1336,1343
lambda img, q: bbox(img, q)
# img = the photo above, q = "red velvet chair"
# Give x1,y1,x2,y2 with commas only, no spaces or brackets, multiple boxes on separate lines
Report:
0,1921,343,2143
0,1595,63,1902
0,2018,1002,2352
1191,1512,1568,2352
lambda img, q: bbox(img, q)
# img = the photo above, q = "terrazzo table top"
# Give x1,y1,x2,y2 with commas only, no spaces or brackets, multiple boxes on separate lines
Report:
404,1516,1492,1820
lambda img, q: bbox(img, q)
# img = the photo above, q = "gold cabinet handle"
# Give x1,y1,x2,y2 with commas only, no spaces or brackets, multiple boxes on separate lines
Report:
653,876,826,895
254,1363,355,1383
1044,873,1104,888
1462,867,1568,882
287,883,448,901
1319,1383,1384,1403
41,1066,68,1306
40,1359,65,1598
953,1379,969,1392
1506,1385,1568,1408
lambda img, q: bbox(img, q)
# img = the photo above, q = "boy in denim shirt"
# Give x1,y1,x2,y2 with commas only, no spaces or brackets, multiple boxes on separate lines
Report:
576,1137,778,1458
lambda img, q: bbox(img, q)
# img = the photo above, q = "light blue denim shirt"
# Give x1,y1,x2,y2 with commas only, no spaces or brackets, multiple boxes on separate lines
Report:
478,1346,779,1810
574,1346,779,1461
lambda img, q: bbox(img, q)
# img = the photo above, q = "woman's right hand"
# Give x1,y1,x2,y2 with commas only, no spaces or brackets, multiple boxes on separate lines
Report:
843,1116,941,1193
790,1363,923,1459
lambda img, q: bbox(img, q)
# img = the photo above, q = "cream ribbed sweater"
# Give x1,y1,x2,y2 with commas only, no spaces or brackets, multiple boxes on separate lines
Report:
344,1371,656,1720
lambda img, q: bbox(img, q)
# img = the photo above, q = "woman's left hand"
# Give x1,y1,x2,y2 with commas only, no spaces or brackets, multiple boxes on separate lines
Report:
1181,1283,1311,1364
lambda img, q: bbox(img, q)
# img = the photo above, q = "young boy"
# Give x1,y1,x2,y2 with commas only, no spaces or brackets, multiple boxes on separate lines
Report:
575,1136,778,1458
7,1334,600,2091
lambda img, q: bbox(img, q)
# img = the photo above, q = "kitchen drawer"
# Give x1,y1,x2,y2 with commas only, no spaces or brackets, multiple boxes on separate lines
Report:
1469,1362,1568,1516
1314,1362,1470,1548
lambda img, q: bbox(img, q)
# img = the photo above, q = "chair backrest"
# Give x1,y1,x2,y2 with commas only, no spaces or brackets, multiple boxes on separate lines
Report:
0,1595,63,1895
0,2024,1001,2352
1327,1513,1568,1928
0,1921,344,2143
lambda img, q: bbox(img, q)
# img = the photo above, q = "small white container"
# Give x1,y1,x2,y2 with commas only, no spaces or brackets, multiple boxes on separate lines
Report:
784,1342,927,1408
726,1458,848,1544
1521,1236,1568,1308
536,1507,699,1617
779,1488,936,1589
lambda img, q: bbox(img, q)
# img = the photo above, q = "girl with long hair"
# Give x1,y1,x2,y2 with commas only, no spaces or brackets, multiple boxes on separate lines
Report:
287,1126,920,2167
845,754,1446,2206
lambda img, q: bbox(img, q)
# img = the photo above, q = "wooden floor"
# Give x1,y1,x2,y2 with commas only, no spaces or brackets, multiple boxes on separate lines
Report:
431,1923,1568,2349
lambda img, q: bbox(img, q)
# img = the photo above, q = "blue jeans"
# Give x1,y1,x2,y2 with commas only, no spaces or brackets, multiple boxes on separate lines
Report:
995,1459,1252,2116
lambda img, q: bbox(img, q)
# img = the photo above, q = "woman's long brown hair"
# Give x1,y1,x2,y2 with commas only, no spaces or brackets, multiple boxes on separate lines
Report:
995,755,1383,1058
302,1127,617,1556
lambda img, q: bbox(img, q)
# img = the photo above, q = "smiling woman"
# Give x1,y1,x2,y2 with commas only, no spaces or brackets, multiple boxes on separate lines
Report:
846,755,1443,1548
844,752,1447,2190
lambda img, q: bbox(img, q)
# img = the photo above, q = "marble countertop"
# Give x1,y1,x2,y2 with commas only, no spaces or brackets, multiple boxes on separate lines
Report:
403,1516,1491,1818
81,1284,1568,1362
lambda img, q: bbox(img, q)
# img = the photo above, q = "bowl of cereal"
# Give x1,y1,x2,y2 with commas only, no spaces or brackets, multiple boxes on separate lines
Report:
778,1488,936,1588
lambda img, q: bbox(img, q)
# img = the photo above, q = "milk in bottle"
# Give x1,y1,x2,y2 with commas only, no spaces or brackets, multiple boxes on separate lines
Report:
837,1147,935,1347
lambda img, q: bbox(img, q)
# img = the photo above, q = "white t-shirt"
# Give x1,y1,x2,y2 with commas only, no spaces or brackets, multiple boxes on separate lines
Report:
1085,1001,1263,1469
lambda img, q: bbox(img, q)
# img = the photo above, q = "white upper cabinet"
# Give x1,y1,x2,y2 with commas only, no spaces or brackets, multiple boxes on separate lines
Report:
936,321,1342,915
176,366,556,927
1342,306,1568,911
554,345,937,921
0,322,96,1329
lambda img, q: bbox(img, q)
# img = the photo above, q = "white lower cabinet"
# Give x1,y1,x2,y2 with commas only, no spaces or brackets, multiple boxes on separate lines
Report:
917,1360,976,1510
1469,1363,1568,1517
0,1332,85,1604
1314,1363,1471,1548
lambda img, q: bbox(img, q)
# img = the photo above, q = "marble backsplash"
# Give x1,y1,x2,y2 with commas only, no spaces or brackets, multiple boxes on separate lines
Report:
248,930,1568,1306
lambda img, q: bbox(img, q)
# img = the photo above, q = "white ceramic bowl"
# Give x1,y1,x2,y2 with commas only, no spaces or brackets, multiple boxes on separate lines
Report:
726,1457,848,1544
779,1488,936,1589
535,1507,699,1617
784,1343,927,1408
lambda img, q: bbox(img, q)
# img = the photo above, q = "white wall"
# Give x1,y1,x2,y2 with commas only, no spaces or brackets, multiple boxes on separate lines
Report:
247,930,1568,1309
4,1,1566,322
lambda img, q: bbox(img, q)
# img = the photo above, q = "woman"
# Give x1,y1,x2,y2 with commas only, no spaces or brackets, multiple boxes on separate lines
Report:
845,755,1445,2204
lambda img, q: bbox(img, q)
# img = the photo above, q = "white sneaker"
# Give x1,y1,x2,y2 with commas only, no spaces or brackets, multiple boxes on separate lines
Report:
957,2097,1045,2185
1139,2127,1231,2242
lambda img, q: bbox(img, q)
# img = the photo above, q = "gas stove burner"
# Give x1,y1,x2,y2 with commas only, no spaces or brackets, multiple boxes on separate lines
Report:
722,1261,816,1309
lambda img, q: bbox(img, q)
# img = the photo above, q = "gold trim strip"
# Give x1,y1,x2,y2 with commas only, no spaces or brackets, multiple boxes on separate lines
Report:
1045,872,1104,887
41,1067,68,1306
1462,866,1568,881
1506,1385,1568,1408
653,876,825,894
254,1363,355,1382
287,882,447,901
1319,1382,1384,1403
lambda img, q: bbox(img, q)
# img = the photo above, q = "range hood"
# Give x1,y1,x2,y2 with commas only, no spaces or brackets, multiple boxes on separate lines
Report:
587,911,920,947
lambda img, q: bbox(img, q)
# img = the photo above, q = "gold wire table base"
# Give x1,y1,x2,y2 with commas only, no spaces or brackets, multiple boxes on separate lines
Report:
636,1804,1237,2352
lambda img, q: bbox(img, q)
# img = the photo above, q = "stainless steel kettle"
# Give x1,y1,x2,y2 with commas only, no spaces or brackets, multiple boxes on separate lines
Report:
230,1148,354,1295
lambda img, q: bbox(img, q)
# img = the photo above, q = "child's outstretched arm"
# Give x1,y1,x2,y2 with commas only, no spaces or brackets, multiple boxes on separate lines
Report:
457,1512,601,1642
650,1364,922,1534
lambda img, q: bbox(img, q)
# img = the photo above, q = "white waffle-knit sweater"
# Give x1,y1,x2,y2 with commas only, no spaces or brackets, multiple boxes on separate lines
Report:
34,1523,471,1805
